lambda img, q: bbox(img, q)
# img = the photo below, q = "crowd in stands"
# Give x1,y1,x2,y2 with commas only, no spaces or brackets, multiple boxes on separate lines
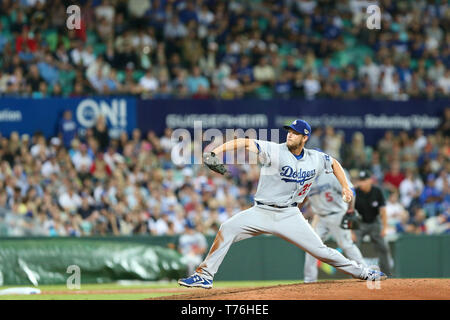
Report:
0,0,449,100
0,107,449,239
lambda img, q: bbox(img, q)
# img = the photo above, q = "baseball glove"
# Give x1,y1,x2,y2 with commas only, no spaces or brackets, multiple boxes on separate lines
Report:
340,210,362,230
203,152,227,175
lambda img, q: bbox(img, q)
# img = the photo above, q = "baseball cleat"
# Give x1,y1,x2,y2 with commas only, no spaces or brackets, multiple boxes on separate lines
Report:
178,273,213,289
363,269,388,281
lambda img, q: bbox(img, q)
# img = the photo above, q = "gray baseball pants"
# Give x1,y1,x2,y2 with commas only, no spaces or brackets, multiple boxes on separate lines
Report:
195,204,368,280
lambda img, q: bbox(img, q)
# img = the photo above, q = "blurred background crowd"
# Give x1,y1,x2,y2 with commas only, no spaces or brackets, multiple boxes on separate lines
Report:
0,107,449,240
0,0,449,243
0,0,449,100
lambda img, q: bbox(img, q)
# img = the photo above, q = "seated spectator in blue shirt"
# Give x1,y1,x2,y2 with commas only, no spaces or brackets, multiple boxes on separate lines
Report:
396,60,413,86
186,66,209,94
0,22,10,53
146,0,167,29
164,15,188,40
237,56,254,82
275,73,292,98
178,1,198,24
37,54,59,86
419,175,444,217
32,81,48,99
284,55,299,80
58,110,78,149
339,68,358,94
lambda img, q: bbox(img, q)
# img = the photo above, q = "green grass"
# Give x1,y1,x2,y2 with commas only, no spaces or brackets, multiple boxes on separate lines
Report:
0,280,301,300
0,293,186,300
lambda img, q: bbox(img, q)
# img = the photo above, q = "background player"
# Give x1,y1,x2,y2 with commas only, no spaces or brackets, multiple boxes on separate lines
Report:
302,169,366,283
178,119,387,289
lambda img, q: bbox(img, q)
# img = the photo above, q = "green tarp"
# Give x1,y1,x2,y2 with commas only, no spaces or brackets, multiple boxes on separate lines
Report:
0,239,187,286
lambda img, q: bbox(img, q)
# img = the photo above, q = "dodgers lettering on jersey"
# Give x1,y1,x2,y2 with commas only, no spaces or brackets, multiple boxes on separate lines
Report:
308,169,354,215
280,166,316,185
253,139,334,206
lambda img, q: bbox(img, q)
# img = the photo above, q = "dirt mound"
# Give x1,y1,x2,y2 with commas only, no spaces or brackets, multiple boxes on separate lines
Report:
152,279,450,300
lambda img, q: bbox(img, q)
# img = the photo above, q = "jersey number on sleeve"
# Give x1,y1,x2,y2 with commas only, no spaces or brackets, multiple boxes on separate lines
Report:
298,183,312,196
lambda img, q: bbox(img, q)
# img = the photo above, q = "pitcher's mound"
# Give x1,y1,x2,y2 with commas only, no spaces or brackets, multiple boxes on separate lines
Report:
152,279,450,300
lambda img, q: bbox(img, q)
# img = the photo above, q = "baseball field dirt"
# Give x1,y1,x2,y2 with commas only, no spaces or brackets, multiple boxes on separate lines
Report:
151,279,450,300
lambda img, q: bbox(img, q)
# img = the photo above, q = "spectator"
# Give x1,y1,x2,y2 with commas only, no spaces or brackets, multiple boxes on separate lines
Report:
178,220,207,276
306,126,322,150
347,131,370,169
58,184,82,213
181,30,204,69
303,72,321,100
437,107,450,137
413,128,428,153
399,169,424,210
221,72,242,98
15,26,37,53
92,115,110,152
36,54,59,87
164,15,188,40
58,110,77,149
89,152,112,181
186,66,210,94
41,154,60,178
437,69,450,95
138,68,159,95
385,191,409,238
434,169,449,194
407,208,427,234
148,205,169,235
253,57,275,84
322,126,341,161
26,64,44,93
72,144,92,173
425,209,450,235
383,161,405,192
419,175,444,217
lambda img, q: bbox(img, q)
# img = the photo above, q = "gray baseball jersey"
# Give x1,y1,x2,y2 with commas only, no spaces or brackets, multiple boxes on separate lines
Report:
307,169,354,215
253,140,334,206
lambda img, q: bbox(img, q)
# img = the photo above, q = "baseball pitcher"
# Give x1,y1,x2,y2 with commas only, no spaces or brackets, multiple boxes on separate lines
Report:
302,169,366,283
178,119,387,289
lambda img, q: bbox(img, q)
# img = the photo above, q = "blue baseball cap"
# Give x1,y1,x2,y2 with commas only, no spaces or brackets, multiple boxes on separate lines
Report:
283,119,312,136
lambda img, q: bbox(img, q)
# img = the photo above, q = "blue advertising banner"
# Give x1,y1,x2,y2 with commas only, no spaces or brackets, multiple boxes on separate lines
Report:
137,99,447,146
0,97,137,139
1,98,446,147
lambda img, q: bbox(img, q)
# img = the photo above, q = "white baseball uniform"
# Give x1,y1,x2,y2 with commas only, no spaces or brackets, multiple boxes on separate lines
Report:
303,170,366,283
195,140,369,281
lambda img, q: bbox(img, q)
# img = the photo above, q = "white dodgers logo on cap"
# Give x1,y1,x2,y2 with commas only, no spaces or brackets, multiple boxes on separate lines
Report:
293,120,297,125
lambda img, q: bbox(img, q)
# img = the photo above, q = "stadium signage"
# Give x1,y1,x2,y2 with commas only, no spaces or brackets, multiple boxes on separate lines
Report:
166,114,268,128
76,99,128,128
138,99,446,146
276,114,441,130
0,98,136,139
364,114,440,130
76,98,130,138
0,109,22,122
